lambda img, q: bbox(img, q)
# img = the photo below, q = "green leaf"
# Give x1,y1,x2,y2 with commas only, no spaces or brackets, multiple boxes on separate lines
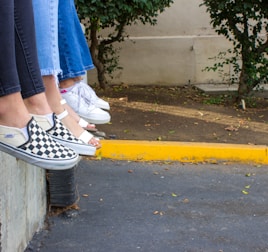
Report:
242,190,249,195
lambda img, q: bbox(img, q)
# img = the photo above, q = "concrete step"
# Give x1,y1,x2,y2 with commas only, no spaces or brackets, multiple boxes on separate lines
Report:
195,84,268,98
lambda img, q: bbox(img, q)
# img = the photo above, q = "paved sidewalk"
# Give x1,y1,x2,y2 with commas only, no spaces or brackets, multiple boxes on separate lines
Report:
27,158,268,252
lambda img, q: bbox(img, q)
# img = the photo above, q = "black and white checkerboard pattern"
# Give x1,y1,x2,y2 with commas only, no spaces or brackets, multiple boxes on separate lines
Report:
47,114,85,144
19,118,76,159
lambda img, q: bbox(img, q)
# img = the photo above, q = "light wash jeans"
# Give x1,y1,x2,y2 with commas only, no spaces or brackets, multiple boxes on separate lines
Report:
32,0,94,80
32,0,61,77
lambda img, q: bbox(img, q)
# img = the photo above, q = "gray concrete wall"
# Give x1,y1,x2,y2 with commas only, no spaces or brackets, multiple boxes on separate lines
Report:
0,152,47,252
86,0,236,86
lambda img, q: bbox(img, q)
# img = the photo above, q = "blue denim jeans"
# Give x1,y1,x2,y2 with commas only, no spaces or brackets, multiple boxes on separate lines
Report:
0,0,44,98
32,0,94,80
58,0,94,81
32,0,61,77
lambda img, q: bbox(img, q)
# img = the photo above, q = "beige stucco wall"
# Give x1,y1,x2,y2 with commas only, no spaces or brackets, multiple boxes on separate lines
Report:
88,0,233,86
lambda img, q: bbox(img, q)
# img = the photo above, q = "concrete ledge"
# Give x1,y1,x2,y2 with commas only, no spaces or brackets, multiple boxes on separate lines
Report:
96,140,268,165
195,84,268,98
0,152,47,252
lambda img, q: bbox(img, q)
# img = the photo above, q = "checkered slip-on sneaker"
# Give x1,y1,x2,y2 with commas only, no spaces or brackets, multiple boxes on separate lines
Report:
33,113,96,156
0,118,79,170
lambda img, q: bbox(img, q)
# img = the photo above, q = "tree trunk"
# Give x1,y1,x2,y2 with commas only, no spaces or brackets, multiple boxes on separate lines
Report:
89,21,107,89
237,67,249,100
237,50,254,100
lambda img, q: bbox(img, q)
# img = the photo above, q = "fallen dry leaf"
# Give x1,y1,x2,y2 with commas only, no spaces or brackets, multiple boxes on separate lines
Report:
183,198,190,203
153,211,164,216
225,125,239,131
119,97,128,102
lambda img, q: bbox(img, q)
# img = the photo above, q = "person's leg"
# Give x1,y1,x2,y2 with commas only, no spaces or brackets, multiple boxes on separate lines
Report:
56,0,110,122
32,0,101,148
12,0,53,117
31,0,63,114
57,0,94,82
0,0,30,127
15,0,99,154
32,0,61,76
0,1,20,96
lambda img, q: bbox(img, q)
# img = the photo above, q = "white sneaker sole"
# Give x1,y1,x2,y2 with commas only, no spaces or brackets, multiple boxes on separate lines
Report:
54,138,96,156
0,142,80,170
79,114,111,124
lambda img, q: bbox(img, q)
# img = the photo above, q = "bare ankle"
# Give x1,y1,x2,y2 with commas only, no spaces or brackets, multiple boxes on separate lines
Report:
24,93,52,115
0,93,31,128
59,78,76,89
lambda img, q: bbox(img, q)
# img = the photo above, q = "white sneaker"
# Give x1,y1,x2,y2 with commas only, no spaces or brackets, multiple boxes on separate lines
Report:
61,85,111,124
77,81,110,110
95,97,110,111
62,81,110,110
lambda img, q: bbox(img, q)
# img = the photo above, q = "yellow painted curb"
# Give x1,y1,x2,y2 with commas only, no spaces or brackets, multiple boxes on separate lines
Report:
96,140,268,164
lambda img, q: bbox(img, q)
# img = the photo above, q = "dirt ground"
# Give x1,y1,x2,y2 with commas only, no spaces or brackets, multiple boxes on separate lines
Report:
96,85,268,146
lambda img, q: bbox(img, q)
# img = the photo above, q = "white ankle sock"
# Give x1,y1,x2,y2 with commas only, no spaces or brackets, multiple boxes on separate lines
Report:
45,113,54,125
20,126,29,140
60,86,74,94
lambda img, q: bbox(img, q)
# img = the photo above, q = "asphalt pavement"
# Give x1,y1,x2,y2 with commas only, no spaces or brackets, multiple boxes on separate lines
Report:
26,158,268,252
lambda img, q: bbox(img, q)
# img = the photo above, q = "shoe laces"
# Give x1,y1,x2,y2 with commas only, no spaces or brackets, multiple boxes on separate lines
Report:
73,81,97,107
